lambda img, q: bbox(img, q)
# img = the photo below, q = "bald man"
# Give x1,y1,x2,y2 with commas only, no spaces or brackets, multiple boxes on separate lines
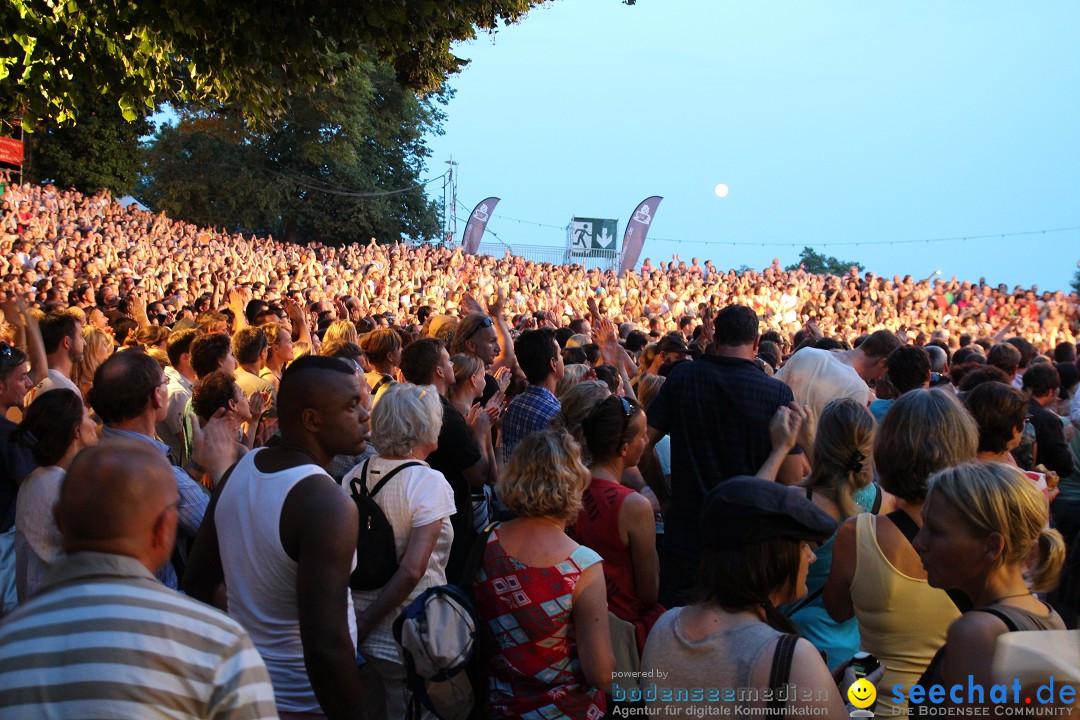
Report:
185,356,369,720
0,440,277,719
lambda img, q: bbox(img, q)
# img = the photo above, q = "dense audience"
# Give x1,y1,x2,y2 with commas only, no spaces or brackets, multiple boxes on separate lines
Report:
0,181,1078,718
0,184,1076,349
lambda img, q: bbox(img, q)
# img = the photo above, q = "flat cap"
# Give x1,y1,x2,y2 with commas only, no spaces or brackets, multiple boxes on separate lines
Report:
701,477,837,550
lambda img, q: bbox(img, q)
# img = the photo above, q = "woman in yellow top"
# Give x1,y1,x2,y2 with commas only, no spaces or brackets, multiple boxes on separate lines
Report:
824,389,978,716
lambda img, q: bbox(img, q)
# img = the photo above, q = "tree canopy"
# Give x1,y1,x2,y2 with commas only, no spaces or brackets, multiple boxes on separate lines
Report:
1,0,548,129
23,84,150,195
138,60,443,246
784,246,862,276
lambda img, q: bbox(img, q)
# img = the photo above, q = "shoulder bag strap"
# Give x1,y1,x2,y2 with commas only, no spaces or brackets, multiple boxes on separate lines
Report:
976,607,1020,632
767,634,799,713
459,522,498,592
886,509,919,541
373,375,394,394
885,510,973,613
368,461,424,499
870,482,883,514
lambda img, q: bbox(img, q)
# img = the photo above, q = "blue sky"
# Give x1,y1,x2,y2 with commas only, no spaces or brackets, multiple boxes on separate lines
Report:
423,1,1080,291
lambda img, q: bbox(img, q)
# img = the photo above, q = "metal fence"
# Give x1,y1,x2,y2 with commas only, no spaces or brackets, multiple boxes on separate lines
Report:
472,242,621,271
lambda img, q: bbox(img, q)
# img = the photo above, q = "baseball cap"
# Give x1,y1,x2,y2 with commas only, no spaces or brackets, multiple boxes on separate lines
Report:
658,336,690,355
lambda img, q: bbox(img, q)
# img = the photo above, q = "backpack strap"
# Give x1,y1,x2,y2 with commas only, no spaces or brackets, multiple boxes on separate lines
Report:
350,459,424,499
372,374,394,394
368,461,424,498
870,482,883,514
886,510,973,613
767,634,799,713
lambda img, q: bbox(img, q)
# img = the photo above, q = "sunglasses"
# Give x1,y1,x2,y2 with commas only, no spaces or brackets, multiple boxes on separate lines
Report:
589,394,638,440
465,316,494,340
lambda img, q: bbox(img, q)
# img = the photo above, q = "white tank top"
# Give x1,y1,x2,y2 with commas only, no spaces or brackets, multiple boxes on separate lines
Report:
216,449,358,713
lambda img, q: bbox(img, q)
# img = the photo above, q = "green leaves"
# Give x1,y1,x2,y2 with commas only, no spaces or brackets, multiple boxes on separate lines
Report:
139,60,442,247
1,0,551,128
25,81,151,195
784,247,863,276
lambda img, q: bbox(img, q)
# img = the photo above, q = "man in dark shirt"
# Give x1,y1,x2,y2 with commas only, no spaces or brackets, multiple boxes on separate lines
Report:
0,342,38,616
646,304,801,607
1022,362,1072,478
399,337,492,582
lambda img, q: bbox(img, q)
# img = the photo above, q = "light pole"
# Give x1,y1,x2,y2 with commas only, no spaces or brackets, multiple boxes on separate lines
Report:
443,159,459,246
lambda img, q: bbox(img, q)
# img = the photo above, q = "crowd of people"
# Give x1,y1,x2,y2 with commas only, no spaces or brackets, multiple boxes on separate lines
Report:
0,181,1078,719
1,183,1077,350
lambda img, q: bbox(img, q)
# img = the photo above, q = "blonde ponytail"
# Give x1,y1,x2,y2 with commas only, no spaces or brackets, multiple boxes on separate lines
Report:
1026,527,1066,593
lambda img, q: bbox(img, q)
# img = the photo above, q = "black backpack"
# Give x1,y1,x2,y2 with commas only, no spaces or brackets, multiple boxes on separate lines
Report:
348,458,423,591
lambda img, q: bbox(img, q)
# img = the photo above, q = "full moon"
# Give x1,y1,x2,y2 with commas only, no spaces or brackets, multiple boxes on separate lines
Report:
714,183,729,198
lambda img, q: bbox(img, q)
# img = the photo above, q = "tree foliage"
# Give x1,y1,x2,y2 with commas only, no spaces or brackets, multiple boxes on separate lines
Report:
784,246,862,276
23,84,150,196
138,61,443,246
1072,266,1080,296
1,0,550,130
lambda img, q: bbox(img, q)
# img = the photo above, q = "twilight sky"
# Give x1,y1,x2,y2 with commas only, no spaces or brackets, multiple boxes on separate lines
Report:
424,0,1080,291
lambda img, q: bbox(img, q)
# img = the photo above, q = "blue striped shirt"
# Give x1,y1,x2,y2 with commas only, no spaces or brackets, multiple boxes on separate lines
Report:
101,427,209,589
500,385,561,463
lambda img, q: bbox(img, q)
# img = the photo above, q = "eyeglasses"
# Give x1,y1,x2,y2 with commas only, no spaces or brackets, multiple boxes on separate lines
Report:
464,316,494,340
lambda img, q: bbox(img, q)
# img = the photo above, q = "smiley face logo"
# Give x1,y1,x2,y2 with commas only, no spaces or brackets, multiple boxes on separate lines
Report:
848,678,876,709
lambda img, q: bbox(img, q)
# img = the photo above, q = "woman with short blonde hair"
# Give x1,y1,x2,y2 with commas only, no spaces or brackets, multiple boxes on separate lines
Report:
74,325,113,399
477,429,614,718
323,318,358,346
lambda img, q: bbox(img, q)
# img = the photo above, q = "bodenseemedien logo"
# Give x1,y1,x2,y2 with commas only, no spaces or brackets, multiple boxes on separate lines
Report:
891,676,1076,715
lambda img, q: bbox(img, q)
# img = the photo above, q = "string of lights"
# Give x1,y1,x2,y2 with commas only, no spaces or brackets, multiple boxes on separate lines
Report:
458,207,1079,248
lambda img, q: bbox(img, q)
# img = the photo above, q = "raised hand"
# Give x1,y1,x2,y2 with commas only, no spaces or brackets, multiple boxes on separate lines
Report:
768,404,805,454
487,286,506,317
493,366,512,393
466,402,492,439
461,293,485,316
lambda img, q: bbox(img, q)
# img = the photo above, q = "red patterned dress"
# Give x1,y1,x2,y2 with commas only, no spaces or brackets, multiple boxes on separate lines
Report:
474,526,606,720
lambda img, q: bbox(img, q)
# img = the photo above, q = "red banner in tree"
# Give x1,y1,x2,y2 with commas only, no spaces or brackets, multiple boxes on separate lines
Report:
0,137,24,166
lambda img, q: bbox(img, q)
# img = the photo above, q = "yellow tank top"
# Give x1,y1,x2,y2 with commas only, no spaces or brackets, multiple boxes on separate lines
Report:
851,513,961,715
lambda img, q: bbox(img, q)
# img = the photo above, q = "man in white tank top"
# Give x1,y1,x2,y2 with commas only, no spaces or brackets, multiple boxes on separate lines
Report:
185,356,371,719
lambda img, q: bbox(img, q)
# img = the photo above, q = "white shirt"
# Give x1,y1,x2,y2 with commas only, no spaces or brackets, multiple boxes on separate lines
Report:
345,456,455,663
14,466,66,602
775,347,869,420
25,368,80,407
